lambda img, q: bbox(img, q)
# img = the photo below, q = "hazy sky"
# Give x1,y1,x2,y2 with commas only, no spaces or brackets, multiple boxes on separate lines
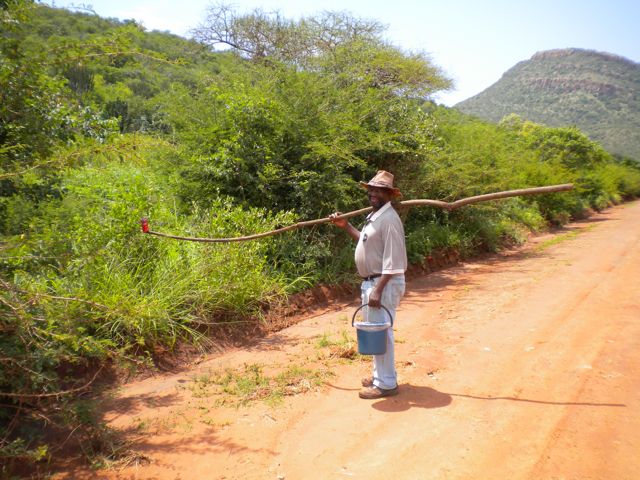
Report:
46,0,639,106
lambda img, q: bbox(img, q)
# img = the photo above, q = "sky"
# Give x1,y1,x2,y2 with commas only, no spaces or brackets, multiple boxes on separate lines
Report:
45,0,639,106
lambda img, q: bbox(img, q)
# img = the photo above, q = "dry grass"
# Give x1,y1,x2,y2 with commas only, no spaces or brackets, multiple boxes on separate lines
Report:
188,363,334,406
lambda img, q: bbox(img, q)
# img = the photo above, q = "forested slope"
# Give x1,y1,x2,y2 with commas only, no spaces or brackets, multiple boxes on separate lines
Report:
456,48,640,161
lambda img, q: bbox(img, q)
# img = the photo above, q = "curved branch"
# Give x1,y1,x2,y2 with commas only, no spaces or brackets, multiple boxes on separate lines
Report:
0,366,104,399
142,183,574,244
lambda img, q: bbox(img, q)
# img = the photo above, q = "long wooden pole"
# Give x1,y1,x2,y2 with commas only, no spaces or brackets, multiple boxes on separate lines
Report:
141,183,574,243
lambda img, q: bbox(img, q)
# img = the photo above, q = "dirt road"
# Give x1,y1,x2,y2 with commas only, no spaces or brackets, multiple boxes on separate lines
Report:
59,201,640,480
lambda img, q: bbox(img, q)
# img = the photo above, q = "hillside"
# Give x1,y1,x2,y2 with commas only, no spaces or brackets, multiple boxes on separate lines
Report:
456,48,640,161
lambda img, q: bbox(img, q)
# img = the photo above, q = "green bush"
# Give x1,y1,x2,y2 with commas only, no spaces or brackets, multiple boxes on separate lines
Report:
1,137,299,416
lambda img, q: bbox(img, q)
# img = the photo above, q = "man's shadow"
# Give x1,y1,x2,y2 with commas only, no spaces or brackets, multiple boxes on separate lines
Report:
371,384,452,412
371,383,626,412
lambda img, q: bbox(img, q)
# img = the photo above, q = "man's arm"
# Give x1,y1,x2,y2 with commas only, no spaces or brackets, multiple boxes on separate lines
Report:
367,274,394,308
369,218,406,307
329,212,360,242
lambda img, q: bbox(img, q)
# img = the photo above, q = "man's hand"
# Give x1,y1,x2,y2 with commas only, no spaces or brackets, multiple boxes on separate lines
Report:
329,212,348,229
367,274,393,308
330,212,361,242
368,288,382,308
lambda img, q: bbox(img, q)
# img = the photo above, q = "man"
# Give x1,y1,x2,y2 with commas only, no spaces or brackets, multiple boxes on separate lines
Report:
330,170,407,399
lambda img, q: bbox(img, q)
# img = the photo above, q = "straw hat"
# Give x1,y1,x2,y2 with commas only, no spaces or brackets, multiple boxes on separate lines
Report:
359,170,402,197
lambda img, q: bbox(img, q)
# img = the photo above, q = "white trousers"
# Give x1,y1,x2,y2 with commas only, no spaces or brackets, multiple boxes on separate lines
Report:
360,275,406,390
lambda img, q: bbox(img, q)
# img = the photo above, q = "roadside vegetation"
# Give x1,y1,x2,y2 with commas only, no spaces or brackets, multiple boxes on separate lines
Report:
2,1,640,473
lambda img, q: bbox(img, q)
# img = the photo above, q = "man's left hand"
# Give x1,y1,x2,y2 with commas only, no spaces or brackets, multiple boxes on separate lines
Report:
368,288,382,308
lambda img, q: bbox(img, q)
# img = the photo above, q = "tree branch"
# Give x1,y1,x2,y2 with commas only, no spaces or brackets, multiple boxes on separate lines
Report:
0,366,104,399
142,184,574,243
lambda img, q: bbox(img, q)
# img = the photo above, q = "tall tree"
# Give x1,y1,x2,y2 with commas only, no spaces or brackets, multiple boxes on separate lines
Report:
192,4,451,99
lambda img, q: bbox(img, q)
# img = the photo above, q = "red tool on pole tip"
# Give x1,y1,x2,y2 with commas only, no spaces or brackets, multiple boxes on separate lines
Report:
140,218,149,233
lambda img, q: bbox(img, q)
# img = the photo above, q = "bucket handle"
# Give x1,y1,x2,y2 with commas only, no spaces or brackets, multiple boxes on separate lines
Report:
351,303,393,328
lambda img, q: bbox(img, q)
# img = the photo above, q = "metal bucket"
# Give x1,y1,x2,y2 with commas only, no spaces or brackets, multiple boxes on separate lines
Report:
351,304,393,355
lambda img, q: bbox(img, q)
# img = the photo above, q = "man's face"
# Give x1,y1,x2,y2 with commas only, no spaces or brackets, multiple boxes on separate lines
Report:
367,186,392,210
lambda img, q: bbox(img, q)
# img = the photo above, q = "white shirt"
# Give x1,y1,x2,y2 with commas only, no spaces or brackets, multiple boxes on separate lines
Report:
354,201,407,278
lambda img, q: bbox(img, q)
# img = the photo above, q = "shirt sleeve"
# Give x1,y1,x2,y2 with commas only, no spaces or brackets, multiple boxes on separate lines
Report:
381,222,407,274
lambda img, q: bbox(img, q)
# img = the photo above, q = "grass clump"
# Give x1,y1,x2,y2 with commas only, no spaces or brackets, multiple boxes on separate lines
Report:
315,330,362,361
189,363,333,406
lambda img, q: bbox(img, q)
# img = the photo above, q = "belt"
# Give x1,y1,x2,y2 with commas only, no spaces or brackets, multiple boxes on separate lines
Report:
361,273,382,281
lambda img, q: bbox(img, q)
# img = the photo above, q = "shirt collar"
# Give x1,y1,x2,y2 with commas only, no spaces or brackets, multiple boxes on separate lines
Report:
367,201,393,223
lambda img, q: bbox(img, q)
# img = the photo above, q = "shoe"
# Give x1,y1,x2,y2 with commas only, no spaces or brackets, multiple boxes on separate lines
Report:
359,386,399,399
361,376,373,387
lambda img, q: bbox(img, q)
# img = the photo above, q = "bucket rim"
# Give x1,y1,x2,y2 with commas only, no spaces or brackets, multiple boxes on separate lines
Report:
354,322,391,331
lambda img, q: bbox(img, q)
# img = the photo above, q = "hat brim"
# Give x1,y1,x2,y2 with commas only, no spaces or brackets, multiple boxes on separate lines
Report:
359,181,402,197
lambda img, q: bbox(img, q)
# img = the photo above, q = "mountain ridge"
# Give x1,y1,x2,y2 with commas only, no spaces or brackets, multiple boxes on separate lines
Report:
455,48,640,161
